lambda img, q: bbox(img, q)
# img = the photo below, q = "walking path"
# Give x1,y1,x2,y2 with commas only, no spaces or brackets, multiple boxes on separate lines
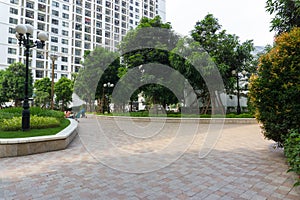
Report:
0,115,299,199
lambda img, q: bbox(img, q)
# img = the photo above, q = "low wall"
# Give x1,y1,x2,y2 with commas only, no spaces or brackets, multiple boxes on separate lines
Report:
98,116,257,124
0,119,78,158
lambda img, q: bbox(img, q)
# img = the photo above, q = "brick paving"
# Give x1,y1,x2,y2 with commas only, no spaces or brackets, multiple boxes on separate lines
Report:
0,116,299,199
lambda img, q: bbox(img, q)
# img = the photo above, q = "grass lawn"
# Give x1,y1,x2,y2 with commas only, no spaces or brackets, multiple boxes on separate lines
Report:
0,118,70,139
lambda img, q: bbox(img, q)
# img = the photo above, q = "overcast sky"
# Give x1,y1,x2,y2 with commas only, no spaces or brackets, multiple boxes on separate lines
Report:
166,0,275,46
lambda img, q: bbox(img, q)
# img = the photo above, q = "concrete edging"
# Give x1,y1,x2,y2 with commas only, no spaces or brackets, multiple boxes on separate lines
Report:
97,116,257,124
0,119,78,158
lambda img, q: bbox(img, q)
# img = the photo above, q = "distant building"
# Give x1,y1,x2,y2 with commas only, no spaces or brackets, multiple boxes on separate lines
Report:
0,0,166,82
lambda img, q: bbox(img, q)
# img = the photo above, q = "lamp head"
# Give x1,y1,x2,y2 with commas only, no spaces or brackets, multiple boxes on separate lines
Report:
25,24,34,35
38,32,48,42
15,24,27,35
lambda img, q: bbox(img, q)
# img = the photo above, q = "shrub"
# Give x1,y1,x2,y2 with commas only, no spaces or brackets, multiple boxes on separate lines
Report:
0,107,64,119
249,27,300,144
0,116,60,131
284,129,300,187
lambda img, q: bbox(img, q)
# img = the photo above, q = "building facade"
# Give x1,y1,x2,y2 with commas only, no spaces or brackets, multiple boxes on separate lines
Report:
0,0,166,82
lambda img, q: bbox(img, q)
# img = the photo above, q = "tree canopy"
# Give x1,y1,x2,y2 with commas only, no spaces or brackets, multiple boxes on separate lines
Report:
249,27,300,144
266,0,300,34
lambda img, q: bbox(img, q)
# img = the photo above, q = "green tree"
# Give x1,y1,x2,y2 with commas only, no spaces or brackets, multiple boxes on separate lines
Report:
118,16,180,108
75,47,120,112
54,77,73,110
34,77,51,108
266,0,300,34
191,14,254,113
249,27,300,144
1,62,33,107
0,70,9,107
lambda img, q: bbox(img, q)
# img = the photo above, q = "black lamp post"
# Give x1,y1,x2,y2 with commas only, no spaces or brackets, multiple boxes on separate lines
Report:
102,82,114,114
232,70,247,115
15,24,48,131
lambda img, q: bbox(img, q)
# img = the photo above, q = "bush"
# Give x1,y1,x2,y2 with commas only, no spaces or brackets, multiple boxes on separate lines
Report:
249,27,300,144
0,107,64,119
0,116,60,131
284,129,300,187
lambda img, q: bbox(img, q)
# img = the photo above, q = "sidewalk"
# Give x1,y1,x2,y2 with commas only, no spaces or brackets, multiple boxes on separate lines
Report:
0,116,299,199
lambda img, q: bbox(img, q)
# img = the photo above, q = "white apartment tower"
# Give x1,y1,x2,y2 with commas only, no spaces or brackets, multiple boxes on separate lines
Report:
0,0,166,82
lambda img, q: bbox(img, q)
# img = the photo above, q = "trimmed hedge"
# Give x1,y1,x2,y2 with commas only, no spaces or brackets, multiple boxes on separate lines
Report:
0,116,60,131
284,129,300,187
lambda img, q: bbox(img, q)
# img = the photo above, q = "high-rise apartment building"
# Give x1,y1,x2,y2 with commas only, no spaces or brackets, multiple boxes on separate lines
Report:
0,0,166,82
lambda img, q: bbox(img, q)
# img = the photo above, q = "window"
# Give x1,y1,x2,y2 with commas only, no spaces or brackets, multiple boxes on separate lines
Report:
36,51,44,59
129,6,133,11
75,49,81,56
75,66,80,72
9,17,18,25
105,16,110,23
50,64,57,70
62,13,69,19
25,10,34,18
75,24,82,31
51,36,58,42
26,1,34,8
37,23,45,30
8,37,17,44
135,1,139,6
51,45,58,51
52,10,59,16
84,34,91,40
96,6,102,12
61,74,68,78
62,21,69,27
135,8,139,12
52,19,59,25
75,33,81,39
50,73,57,79
38,13,45,21
75,40,82,47
36,61,44,68
105,9,111,15
106,1,111,7
62,30,68,36
10,0,19,4
76,7,82,14
85,10,91,17
96,37,102,43
105,31,110,38
85,27,91,33
10,8,18,15
96,21,102,28
76,0,82,5
9,27,15,34
61,65,68,70
38,4,46,12
85,2,91,9
7,58,16,64
62,39,68,45
129,19,133,24
96,14,102,20
8,48,17,54
75,57,81,64
63,4,69,10
84,42,91,49
38,0,46,3
96,29,102,35
36,70,44,78
51,28,58,34
52,1,59,7
61,47,68,53
61,57,68,62
76,16,82,22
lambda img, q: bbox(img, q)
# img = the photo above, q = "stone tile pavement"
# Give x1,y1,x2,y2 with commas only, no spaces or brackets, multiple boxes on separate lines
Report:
0,116,299,199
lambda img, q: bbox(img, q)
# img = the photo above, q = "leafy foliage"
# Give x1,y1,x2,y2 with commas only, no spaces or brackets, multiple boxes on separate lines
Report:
284,129,300,187
34,77,51,107
0,116,60,131
249,27,300,144
0,62,33,106
266,0,300,34
54,77,73,110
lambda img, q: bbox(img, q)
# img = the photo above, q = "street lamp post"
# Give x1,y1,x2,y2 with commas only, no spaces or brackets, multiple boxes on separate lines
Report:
49,53,60,110
102,82,114,114
232,70,247,115
15,24,48,131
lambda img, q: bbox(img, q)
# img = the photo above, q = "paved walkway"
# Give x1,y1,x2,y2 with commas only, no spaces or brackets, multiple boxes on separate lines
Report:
1,116,299,199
